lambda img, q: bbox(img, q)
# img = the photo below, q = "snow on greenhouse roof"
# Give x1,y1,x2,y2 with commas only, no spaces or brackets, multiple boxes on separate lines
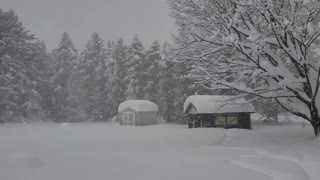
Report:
118,100,158,113
183,95,255,114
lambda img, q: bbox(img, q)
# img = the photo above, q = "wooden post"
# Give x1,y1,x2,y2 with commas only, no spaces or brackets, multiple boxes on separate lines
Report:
132,112,135,125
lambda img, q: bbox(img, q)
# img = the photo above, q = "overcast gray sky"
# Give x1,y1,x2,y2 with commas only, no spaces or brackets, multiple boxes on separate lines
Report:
1,0,177,50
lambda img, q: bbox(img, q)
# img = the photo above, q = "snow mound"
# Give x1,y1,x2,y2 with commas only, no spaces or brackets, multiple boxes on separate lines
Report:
232,159,310,180
59,122,71,129
118,100,158,112
184,95,255,114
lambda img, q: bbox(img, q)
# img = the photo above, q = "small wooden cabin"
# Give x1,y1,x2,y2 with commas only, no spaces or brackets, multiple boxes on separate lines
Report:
184,95,255,129
118,100,158,126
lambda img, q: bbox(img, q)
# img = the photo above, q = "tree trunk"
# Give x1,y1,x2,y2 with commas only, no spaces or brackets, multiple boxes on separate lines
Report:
310,103,320,137
311,114,320,137
312,122,320,137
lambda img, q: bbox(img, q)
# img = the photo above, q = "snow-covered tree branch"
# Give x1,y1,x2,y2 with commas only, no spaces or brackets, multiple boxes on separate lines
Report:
169,0,320,136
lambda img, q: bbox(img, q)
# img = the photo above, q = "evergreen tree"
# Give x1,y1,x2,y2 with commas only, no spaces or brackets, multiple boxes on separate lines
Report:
22,41,51,121
158,42,175,122
144,41,162,104
0,9,49,122
158,42,191,123
106,39,129,118
37,41,56,121
77,32,108,121
50,32,78,122
125,35,146,99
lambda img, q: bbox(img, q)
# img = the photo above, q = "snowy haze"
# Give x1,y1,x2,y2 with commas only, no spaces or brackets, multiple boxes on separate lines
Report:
0,0,177,50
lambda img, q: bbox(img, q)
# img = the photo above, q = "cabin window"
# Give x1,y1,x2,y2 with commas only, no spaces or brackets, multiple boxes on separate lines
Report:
215,115,238,126
122,112,135,125
215,116,225,126
227,116,238,125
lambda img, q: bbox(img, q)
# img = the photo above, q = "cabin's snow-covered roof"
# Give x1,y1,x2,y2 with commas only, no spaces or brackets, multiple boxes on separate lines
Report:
118,100,158,112
183,95,255,114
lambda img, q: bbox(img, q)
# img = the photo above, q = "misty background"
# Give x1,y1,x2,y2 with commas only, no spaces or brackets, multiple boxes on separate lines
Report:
0,0,200,123
1,0,177,50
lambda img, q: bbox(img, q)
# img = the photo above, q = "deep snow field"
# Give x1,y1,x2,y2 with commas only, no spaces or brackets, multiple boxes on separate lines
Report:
0,123,319,180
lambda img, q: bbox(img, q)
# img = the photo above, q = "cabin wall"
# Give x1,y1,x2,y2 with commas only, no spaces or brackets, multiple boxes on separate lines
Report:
119,111,158,126
201,115,215,127
188,114,215,128
188,114,200,128
136,112,158,126
187,113,251,129
238,113,251,129
118,111,137,125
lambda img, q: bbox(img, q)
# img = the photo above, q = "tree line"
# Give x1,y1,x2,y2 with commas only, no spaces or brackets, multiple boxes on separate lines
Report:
0,9,200,123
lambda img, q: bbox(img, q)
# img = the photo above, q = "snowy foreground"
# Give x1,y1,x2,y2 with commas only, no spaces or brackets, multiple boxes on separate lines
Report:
0,123,319,180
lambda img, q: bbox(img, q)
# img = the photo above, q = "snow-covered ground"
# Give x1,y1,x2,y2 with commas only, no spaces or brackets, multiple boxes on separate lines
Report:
0,123,319,180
